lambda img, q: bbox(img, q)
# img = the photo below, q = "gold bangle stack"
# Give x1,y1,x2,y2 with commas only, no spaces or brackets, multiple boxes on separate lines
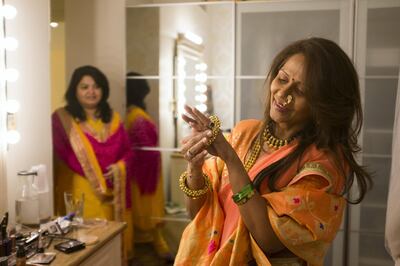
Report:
206,115,221,146
179,171,211,199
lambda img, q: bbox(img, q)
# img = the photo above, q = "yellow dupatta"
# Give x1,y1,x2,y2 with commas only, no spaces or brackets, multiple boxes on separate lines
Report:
55,108,133,260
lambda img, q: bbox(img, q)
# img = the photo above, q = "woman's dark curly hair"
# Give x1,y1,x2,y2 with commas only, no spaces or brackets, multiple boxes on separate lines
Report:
65,65,112,123
253,37,372,204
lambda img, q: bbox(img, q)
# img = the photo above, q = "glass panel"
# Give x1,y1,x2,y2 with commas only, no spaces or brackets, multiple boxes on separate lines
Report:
363,78,398,130
355,2,400,266
362,157,391,206
237,2,341,76
236,78,266,121
365,7,400,76
126,3,234,77
359,233,393,266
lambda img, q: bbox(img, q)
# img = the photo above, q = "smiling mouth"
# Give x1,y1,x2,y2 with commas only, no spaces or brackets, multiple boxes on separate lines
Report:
273,99,290,112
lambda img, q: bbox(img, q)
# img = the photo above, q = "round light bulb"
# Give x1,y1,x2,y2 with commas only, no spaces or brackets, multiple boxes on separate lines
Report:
1,37,19,51
5,99,20,113
195,63,208,71
50,22,59,28
195,73,207,83
6,130,21,144
1,5,17,19
195,84,207,93
4,68,19,82
195,94,207,103
196,104,207,113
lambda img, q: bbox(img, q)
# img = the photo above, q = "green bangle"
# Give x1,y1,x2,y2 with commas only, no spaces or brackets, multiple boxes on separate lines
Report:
232,183,255,205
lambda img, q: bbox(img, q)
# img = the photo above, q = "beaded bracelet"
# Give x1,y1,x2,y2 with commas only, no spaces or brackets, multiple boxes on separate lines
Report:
232,183,255,205
206,115,221,146
179,171,211,199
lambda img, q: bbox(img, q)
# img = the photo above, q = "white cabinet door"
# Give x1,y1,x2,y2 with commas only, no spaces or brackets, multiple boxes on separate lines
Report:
350,0,400,265
235,0,353,125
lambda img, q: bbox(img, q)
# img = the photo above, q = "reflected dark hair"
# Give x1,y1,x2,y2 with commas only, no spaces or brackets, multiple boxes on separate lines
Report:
126,72,150,110
253,37,372,204
65,65,112,123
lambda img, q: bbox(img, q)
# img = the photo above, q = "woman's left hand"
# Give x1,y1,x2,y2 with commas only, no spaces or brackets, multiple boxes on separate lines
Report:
182,105,232,161
104,164,117,182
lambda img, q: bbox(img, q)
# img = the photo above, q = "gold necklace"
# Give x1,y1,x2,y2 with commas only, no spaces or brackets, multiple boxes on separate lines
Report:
244,136,262,172
243,123,296,171
263,123,295,150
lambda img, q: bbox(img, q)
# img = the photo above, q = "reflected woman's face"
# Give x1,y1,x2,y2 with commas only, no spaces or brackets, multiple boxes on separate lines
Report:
76,75,102,110
269,53,311,130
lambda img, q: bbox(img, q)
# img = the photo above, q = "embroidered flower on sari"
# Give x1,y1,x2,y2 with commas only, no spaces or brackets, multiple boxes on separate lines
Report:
208,240,217,255
334,205,339,211
319,223,324,230
292,196,301,204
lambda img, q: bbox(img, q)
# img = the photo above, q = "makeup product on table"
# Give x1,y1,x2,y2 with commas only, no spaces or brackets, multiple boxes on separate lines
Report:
16,245,26,266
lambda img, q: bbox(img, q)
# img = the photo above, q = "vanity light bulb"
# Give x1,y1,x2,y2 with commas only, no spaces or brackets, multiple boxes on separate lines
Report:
195,85,207,93
184,32,203,45
195,73,207,83
195,104,207,113
0,37,19,51
3,68,19,82
6,130,21,144
195,63,207,71
50,22,59,28
195,94,207,103
5,99,20,113
1,5,17,19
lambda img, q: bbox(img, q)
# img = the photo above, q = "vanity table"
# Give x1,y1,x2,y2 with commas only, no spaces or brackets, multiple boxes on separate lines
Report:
49,221,125,266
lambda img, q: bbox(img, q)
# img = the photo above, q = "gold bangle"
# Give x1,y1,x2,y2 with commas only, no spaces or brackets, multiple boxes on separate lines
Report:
207,115,221,146
179,171,211,199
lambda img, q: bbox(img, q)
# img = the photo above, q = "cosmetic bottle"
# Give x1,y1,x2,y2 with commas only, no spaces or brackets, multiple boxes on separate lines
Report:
16,245,26,266
0,224,9,255
0,225,8,266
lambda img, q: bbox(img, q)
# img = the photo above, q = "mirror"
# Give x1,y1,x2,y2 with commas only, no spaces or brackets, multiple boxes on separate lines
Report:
173,32,214,146
50,0,381,261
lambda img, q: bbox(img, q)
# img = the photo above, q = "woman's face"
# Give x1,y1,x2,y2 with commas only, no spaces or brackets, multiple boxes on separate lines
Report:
269,53,311,130
76,75,102,110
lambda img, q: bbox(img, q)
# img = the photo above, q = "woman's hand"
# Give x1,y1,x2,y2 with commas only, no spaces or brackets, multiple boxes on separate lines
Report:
104,164,117,182
181,105,232,161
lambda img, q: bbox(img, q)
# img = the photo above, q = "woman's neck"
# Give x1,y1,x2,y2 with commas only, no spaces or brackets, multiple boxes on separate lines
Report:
84,108,97,120
273,122,303,140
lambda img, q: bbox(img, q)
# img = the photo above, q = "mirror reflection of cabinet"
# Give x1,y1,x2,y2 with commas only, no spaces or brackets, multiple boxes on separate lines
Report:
350,1,400,266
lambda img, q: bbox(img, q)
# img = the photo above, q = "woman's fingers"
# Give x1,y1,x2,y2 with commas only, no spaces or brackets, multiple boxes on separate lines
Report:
181,132,209,162
183,105,211,131
189,150,208,164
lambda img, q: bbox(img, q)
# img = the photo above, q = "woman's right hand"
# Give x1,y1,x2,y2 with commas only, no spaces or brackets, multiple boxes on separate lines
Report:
180,124,211,173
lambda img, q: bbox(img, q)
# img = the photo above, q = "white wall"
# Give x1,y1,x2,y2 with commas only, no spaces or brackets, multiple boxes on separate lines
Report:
65,0,126,116
5,0,52,224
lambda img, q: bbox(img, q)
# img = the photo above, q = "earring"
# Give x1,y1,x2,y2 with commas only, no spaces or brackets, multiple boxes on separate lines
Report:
282,95,293,106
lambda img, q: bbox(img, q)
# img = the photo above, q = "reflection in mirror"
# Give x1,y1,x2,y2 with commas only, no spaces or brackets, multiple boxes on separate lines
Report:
173,32,213,147
126,2,235,258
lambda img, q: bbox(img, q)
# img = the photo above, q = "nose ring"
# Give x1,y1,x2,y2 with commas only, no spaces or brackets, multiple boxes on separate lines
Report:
282,95,293,106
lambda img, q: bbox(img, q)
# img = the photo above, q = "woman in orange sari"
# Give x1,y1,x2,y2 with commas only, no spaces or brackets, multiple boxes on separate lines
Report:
52,65,134,260
175,38,372,265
